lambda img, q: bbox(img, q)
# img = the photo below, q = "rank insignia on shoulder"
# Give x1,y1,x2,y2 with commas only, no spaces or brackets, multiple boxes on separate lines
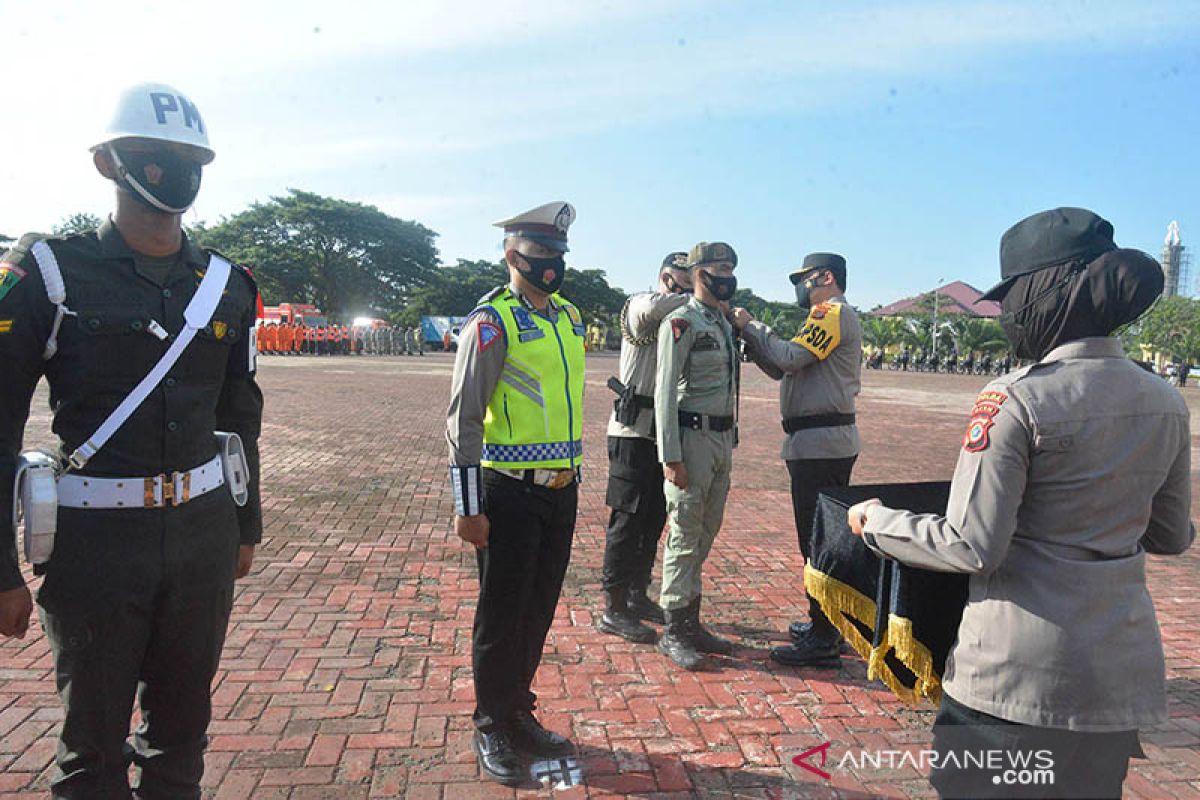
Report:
0,263,27,303
478,320,502,353
0,319,12,334
511,305,538,333
671,318,689,341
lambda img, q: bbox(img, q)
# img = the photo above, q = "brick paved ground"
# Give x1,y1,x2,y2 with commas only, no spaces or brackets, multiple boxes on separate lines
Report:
2,353,1198,799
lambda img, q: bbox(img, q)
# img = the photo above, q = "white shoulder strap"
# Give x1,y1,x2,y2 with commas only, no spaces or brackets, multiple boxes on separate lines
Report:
28,240,70,360
67,254,234,470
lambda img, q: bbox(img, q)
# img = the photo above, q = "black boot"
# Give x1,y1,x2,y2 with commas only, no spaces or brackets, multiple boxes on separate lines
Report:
790,620,853,654
770,630,842,667
658,606,705,670
508,709,574,758
597,587,657,643
473,728,526,786
626,583,666,624
685,597,735,655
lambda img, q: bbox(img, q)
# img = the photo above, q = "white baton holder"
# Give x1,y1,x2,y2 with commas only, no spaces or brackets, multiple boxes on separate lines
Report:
13,452,59,565
215,432,250,507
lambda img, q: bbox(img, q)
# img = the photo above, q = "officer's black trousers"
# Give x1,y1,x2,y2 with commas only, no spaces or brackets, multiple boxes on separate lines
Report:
601,436,667,593
786,456,857,642
37,490,240,800
472,470,576,732
930,693,1140,799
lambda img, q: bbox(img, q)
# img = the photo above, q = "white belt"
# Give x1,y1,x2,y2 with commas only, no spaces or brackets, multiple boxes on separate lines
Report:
58,455,225,509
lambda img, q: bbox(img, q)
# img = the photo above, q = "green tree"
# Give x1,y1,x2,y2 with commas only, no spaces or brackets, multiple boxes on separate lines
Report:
860,315,907,352
196,189,439,320
1137,296,1200,364
561,268,627,323
397,259,509,325
946,317,1009,356
53,213,103,235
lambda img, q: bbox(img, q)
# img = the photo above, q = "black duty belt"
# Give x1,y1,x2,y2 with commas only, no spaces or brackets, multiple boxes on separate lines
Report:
782,413,856,433
679,411,735,432
633,394,654,408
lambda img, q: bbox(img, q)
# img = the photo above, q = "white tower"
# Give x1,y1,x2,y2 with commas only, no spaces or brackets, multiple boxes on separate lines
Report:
1162,221,1188,297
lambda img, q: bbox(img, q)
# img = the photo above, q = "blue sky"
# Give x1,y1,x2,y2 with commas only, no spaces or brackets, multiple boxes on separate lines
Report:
1,0,1197,310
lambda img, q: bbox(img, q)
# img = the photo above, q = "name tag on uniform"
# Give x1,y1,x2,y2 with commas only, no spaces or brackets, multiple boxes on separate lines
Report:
693,333,720,351
519,329,546,343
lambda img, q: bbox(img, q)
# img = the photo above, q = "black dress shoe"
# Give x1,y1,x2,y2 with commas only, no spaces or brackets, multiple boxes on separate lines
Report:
770,636,842,668
473,729,526,786
509,710,574,758
626,587,667,624
598,609,658,643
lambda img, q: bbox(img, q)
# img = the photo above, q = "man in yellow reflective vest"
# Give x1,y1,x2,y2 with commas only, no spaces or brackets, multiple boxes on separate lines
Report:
446,201,584,787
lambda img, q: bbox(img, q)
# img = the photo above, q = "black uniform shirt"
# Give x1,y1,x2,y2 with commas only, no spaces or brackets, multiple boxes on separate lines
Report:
0,220,264,591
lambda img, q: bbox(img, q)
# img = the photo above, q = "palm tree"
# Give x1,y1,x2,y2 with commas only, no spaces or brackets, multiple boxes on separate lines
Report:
946,317,1008,356
861,316,906,353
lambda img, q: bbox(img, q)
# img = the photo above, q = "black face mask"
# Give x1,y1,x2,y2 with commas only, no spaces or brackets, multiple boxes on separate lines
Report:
109,144,203,213
794,278,822,311
699,271,738,302
518,252,566,294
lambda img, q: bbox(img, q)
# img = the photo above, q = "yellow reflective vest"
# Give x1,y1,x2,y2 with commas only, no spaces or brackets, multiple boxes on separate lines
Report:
480,289,585,470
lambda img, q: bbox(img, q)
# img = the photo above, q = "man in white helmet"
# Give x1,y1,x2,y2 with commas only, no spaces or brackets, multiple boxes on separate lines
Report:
0,83,263,798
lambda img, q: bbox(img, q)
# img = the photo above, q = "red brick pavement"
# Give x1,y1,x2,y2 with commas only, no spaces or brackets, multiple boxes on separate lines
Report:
2,353,1198,799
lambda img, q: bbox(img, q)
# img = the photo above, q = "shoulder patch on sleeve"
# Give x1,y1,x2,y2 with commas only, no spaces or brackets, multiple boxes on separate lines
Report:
477,319,503,353
670,317,690,341
791,302,842,359
962,389,1008,453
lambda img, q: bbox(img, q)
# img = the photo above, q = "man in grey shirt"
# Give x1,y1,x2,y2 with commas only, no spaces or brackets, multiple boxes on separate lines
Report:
598,252,692,643
848,208,1193,798
731,252,862,667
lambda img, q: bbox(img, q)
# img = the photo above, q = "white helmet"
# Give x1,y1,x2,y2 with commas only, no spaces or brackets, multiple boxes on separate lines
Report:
91,82,215,164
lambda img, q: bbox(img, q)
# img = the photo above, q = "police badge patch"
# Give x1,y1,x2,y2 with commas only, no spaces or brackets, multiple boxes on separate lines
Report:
213,321,228,340
963,390,1007,453
478,320,502,353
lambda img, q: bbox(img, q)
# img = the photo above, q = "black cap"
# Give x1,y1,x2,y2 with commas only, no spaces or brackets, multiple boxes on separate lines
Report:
790,252,847,287
661,251,689,270
980,207,1117,301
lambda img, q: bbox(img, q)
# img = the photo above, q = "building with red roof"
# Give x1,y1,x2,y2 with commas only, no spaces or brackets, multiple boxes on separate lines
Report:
871,281,1002,318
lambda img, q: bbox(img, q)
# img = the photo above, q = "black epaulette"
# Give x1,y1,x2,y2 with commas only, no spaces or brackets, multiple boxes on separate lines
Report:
476,285,507,305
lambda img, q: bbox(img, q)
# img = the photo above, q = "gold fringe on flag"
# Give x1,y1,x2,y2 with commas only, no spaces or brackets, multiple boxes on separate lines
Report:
803,565,944,706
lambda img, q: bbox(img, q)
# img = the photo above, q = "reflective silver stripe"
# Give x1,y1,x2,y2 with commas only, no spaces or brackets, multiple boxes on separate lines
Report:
449,465,483,516
466,466,479,516
499,372,545,407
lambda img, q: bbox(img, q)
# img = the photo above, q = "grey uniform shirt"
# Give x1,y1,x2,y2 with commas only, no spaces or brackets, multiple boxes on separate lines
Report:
862,337,1194,731
741,296,861,460
607,291,690,440
445,283,565,514
655,297,738,464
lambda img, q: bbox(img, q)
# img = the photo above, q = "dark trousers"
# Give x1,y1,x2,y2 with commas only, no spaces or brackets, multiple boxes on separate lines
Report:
931,693,1140,799
36,490,240,800
473,470,577,732
786,456,857,641
602,436,667,593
